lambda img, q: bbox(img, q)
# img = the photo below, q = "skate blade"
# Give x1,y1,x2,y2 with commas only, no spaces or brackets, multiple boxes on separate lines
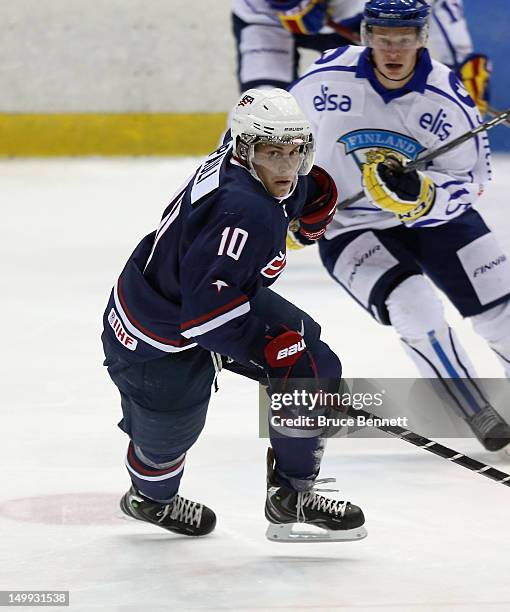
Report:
265,522,367,543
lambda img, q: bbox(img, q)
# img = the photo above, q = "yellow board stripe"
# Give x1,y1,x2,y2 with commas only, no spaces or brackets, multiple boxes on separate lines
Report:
0,113,228,156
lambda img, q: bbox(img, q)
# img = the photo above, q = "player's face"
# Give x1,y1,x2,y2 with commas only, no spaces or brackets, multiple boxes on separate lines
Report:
252,143,303,197
369,26,420,88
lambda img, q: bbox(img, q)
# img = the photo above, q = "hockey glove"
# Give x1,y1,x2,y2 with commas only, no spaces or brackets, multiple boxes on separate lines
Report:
362,152,436,223
264,325,306,369
459,53,491,115
298,165,337,241
268,0,329,35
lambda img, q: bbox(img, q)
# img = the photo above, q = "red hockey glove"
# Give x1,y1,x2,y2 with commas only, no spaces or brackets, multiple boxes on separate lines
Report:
298,166,338,241
264,326,306,369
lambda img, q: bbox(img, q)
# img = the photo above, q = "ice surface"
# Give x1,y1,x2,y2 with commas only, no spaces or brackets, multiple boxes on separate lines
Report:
1,156,510,611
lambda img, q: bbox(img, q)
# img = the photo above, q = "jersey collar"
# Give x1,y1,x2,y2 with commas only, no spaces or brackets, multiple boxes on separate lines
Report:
355,47,433,104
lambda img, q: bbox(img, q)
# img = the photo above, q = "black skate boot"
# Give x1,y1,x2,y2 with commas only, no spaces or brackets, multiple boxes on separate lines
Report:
120,486,216,536
466,405,510,452
264,449,367,543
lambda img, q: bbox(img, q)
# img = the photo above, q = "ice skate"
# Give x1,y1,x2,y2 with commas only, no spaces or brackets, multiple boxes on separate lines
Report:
120,486,216,536
466,405,510,452
264,449,367,543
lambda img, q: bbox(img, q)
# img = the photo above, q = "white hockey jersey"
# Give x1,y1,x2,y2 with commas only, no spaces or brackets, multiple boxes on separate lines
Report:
289,46,491,236
231,0,474,67
232,0,365,27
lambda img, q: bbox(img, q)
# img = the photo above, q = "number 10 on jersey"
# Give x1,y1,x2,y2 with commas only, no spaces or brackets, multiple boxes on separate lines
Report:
218,227,249,260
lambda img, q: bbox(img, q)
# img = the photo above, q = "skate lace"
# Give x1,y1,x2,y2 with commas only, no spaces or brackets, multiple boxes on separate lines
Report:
295,478,348,523
156,495,203,527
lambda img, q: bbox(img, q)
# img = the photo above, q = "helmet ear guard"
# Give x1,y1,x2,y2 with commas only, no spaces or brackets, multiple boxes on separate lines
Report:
230,88,315,182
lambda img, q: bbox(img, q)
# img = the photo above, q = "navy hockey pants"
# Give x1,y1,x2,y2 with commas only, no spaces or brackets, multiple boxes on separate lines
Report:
103,288,342,494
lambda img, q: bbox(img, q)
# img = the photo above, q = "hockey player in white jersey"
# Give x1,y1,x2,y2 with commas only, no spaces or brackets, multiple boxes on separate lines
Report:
232,0,491,113
288,0,510,451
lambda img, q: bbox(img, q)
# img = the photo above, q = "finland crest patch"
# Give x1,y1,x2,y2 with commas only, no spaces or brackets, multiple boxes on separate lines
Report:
337,129,425,169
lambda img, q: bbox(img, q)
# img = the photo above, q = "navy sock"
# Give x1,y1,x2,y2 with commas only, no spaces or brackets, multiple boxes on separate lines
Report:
125,442,186,503
270,437,325,491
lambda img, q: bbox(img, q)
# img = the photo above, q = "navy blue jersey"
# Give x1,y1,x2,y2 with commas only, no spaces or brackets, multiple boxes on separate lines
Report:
103,142,322,365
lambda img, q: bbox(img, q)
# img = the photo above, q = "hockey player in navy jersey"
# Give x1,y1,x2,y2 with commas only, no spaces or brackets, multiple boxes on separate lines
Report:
288,0,510,452
232,0,491,113
102,88,366,542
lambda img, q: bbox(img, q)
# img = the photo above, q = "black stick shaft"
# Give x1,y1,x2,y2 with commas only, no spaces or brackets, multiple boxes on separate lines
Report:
488,105,510,129
337,108,510,210
345,406,510,488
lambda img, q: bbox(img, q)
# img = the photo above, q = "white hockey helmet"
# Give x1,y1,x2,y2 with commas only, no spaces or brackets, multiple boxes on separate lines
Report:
230,88,315,181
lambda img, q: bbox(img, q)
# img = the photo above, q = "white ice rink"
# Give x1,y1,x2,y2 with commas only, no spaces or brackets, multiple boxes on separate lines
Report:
2,155,510,611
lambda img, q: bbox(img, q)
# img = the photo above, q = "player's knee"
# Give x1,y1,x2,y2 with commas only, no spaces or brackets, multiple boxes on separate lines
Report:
385,275,446,341
470,299,510,346
314,340,342,378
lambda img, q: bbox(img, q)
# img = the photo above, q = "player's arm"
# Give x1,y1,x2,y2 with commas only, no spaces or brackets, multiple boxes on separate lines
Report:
287,165,337,249
428,0,490,113
286,70,332,251
179,211,306,371
362,114,490,228
458,54,491,115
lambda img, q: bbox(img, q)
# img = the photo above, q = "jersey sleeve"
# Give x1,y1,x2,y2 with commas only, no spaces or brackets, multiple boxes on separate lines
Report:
428,0,474,68
406,78,492,229
179,208,272,366
328,0,365,25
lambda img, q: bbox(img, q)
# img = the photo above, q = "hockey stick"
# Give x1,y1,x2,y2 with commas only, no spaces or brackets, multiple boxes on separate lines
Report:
343,405,510,488
337,107,510,210
488,105,510,129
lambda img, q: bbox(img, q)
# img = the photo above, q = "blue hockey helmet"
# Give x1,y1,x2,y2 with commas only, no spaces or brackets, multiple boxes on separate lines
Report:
361,0,430,46
363,0,430,28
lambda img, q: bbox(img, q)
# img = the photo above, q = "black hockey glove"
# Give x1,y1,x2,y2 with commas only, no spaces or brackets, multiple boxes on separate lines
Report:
362,153,436,223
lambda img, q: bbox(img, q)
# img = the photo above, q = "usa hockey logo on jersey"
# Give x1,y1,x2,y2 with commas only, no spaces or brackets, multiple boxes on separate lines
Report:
337,129,425,169
261,251,286,279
